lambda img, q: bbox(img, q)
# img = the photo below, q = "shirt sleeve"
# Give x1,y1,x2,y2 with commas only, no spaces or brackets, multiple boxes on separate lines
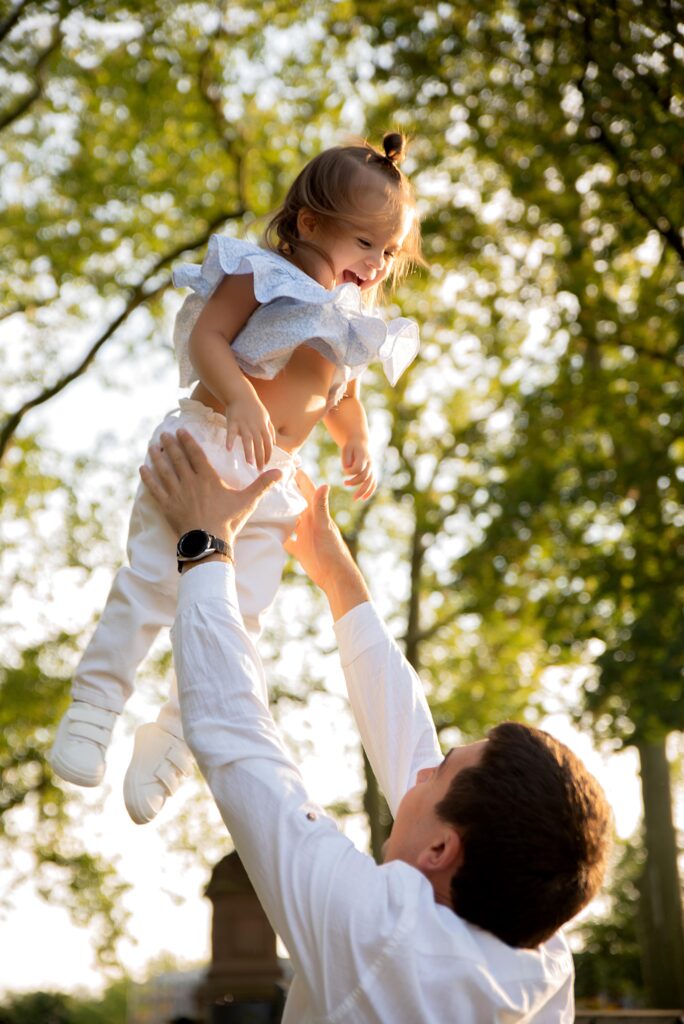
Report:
334,602,443,816
171,563,413,1017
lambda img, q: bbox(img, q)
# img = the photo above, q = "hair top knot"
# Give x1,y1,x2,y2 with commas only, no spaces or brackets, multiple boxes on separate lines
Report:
263,133,424,293
382,132,407,165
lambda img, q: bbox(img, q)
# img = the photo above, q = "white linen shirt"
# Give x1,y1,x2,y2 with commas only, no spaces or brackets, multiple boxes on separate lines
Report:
172,563,575,1023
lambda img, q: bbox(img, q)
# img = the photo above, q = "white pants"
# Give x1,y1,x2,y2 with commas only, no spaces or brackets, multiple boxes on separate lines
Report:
71,399,307,738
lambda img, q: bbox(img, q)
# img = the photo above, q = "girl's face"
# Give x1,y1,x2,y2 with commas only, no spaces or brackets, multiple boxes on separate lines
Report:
296,175,413,292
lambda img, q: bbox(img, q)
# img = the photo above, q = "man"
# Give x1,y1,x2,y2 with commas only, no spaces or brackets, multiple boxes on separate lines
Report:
142,429,612,1023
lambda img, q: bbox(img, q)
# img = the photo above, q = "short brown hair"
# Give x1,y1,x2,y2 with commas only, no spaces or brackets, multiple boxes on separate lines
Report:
437,722,613,948
263,133,423,296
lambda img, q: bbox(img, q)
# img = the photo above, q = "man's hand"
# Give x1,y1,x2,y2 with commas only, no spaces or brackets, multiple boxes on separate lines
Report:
285,471,370,619
141,429,282,545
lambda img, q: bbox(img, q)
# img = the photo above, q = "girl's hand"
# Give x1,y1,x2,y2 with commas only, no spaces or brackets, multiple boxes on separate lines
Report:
225,391,277,471
341,438,376,501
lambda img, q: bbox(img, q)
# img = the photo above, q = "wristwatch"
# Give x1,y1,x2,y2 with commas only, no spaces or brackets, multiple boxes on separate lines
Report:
176,530,234,573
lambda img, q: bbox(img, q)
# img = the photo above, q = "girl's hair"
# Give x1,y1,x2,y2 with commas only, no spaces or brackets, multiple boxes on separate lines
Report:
263,132,423,295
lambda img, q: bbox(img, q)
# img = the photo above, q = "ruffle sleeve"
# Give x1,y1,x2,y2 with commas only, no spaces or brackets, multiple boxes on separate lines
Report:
172,234,419,389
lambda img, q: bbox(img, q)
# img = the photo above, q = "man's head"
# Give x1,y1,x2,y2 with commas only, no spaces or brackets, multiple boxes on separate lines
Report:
384,722,612,948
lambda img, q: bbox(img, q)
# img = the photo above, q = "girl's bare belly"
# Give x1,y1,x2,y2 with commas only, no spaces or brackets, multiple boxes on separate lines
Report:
191,345,336,452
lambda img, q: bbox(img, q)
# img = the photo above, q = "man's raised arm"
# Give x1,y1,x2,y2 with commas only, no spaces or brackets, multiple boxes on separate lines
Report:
140,430,420,1019
285,476,442,816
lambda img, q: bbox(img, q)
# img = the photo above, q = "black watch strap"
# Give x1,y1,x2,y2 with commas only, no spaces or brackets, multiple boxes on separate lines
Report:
176,530,234,573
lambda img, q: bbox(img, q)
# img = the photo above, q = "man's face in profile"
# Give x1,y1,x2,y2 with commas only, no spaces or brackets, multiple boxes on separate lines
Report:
383,741,486,868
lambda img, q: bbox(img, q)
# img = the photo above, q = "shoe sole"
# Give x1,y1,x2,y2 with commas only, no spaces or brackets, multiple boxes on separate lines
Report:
48,750,104,787
123,775,159,825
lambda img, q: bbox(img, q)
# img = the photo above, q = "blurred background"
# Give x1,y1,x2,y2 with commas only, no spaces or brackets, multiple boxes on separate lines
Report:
1,0,682,1018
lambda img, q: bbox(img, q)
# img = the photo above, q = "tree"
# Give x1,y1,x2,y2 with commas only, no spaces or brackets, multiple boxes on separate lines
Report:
0,977,128,1023
336,0,684,1002
574,841,645,1004
2,0,681,999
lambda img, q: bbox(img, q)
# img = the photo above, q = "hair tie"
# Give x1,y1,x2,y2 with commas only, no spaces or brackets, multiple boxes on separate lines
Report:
382,131,406,166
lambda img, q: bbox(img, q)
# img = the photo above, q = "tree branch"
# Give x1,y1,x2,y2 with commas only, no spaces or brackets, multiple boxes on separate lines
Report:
608,0,673,115
0,209,245,462
402,518,426,670
592,115,684,262
198,25,237,153
341,496,374,561
581,329,682,367
0,0,33,43
414,603,464,646
575,2,684,263
0,20,62,132
197,14,250,204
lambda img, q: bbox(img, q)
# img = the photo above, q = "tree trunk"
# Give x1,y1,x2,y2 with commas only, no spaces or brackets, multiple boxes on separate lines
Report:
362,750,392,863
357,508,424,861
637,737,684,1007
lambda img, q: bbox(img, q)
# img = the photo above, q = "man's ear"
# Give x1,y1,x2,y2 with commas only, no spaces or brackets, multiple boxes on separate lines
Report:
296,207,318,239
416,827,463,875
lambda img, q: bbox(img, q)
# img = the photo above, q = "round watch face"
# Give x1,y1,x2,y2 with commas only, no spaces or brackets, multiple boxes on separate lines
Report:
178,529,211,558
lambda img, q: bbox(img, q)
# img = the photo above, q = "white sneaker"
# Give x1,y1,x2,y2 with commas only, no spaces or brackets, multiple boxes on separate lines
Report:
123,723,192,825
49,702,117,786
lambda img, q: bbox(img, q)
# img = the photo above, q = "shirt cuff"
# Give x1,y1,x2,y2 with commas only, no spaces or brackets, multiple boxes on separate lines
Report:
333,601,397,666
177,559,241,617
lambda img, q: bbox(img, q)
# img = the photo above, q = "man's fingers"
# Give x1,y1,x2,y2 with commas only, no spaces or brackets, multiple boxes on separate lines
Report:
239,468,282,511
314,484,331,520
175,429,212,475
158,431,197,487
231,468,281,527
149,443,181,489
139,463,168,505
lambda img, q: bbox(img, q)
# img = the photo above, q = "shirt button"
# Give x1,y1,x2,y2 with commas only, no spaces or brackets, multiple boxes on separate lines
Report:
306,811,317,821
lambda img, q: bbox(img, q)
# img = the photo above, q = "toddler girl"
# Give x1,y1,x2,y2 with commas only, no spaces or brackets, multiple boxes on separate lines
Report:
49,133,422,823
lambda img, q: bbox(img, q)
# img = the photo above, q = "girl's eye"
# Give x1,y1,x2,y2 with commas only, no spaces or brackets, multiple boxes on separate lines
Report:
357,238,371,248
385,251,396,260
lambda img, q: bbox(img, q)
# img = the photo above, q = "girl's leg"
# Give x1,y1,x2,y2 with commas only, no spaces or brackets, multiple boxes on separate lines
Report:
70,480,178,712
51,413,181,788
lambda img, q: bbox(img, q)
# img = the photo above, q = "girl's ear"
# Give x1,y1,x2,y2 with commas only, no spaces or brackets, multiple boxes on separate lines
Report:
296,207,318,239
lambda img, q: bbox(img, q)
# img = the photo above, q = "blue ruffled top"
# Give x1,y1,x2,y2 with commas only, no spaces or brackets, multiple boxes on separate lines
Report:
172,235,419,408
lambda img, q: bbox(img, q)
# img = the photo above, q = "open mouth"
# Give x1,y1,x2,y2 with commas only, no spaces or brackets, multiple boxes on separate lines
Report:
342,269,367,287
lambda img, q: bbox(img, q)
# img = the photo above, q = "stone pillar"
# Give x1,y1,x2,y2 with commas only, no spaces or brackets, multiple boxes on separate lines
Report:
198,851,286,1023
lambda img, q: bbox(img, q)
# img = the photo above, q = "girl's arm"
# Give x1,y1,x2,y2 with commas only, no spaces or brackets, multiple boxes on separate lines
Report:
323,378,376,501
189,273,276,469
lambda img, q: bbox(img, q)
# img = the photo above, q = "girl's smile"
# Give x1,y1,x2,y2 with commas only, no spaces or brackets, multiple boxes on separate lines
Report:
294,172,414,293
